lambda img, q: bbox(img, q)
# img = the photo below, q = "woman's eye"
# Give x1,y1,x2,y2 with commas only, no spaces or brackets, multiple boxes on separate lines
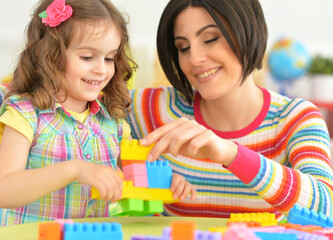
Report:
179,46,190,53
204,37,218,44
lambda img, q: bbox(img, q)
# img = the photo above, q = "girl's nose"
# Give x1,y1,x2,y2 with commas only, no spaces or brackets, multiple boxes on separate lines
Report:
93,60,107,75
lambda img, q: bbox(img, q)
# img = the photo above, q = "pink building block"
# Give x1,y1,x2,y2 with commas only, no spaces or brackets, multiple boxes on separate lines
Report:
222,224,261,240
123,163,148,187
313,228,333,240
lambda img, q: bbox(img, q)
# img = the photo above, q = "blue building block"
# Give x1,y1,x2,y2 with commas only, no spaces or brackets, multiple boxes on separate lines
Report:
146,160,172,189
255,232,297,240
63,222,123,240
287,204,333,227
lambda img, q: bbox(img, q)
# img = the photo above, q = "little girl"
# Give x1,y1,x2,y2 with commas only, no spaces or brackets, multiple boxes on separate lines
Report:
0,0,195,226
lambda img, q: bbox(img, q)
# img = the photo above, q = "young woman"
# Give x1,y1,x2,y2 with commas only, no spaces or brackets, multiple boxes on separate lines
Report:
127,0,333,221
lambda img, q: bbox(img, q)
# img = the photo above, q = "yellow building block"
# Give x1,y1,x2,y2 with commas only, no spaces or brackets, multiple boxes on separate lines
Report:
91,181,178,204
209,226,228,234
120,139,154,161
228,212,277,226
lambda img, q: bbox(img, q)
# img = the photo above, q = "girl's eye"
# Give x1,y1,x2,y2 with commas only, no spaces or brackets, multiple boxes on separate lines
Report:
80,56,92,61
105,57,114,62
204,37,218,44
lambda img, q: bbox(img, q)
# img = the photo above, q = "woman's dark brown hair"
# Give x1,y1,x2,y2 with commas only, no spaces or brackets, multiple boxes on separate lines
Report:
9,0,135,118
157,0,268,103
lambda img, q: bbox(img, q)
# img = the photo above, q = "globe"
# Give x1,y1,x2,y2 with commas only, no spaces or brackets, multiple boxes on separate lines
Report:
268,38,311,82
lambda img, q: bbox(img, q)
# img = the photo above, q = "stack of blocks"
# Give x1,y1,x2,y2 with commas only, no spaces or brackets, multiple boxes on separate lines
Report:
91,139,176,216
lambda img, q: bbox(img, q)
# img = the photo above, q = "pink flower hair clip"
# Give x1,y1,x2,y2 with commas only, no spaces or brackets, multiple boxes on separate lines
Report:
38,0,73,27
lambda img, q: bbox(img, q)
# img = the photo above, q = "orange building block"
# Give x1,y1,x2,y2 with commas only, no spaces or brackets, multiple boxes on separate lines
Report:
281,223,323,233
170,221,195,240
38,222,62,240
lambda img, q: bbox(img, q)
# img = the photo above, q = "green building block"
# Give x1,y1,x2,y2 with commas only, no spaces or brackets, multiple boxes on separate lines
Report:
109,199,163,216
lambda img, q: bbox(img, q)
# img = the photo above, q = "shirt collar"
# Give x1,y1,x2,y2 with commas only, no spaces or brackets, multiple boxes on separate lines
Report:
39,98,110,119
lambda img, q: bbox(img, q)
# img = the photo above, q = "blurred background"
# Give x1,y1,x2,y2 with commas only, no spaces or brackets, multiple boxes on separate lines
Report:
1,0,333,134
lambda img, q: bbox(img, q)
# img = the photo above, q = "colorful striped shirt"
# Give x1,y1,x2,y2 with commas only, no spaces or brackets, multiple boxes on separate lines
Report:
0,95,124,226
126,86,333,220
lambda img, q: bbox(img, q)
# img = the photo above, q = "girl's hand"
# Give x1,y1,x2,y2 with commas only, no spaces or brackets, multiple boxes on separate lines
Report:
170,173,196,201
76,161,123,202
140,117,238,166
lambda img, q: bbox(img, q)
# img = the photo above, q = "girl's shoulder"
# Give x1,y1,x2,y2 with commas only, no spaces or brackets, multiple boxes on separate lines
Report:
0,94,39,121
2,95,37,112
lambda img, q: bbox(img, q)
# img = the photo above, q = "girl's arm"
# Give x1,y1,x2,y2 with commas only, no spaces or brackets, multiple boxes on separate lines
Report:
0,125,122,208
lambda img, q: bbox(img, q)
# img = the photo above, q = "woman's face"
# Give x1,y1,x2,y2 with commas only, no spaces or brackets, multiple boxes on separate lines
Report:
173,6,243,100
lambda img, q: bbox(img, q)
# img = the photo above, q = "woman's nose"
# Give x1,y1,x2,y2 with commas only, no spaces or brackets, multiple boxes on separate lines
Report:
189,47,207,66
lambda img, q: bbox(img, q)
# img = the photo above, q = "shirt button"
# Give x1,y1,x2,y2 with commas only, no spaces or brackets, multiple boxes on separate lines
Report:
86,154,91,159
78,124,83,130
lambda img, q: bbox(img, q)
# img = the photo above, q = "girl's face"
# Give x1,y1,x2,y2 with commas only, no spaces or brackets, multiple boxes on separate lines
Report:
173,6,243,101
63,21,120,112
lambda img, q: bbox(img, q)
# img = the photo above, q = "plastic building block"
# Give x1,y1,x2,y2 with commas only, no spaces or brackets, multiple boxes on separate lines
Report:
195,230,222,240
279,229,329,240
287,204,333,227
222,224,260,240
146,160,172,189
63,222,122,240
227,221,262,227
54,219,74,230
281,223,323,232
313,228,333,240
122,159,146,167
208,226,228,234
121,139,154,161
170,221,196,240
38,222,62,240
123,163,148,187
228,212,277,226
109,198,144,216
92,181,177,203
254,231,297,240
131,236,169,240
250,226,286,233
109,198,164,216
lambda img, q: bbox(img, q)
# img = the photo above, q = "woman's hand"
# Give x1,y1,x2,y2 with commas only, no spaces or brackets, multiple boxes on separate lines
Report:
140,117,238,166
171,173,196,201
76,161,123,202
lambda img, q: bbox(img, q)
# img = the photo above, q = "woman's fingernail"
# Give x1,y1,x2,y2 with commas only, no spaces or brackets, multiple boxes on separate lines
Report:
140,139,147,145
146,154,152,162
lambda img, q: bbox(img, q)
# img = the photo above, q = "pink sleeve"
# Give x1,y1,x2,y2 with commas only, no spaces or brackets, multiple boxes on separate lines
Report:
226,142,261,184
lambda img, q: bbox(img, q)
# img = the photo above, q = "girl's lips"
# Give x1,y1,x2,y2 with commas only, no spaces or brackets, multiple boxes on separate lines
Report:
82,79,102,85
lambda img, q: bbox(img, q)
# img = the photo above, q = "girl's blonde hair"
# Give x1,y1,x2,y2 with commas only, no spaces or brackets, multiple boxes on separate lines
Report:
9,0,135,119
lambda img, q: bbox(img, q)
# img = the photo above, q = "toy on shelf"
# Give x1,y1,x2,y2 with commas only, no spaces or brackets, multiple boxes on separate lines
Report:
91,139,177,216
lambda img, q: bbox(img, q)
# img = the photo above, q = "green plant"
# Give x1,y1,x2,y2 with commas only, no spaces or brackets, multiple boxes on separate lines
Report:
309,55,333,74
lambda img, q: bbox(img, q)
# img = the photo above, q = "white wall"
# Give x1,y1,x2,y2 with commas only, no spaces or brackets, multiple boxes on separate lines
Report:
1,0,333,88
